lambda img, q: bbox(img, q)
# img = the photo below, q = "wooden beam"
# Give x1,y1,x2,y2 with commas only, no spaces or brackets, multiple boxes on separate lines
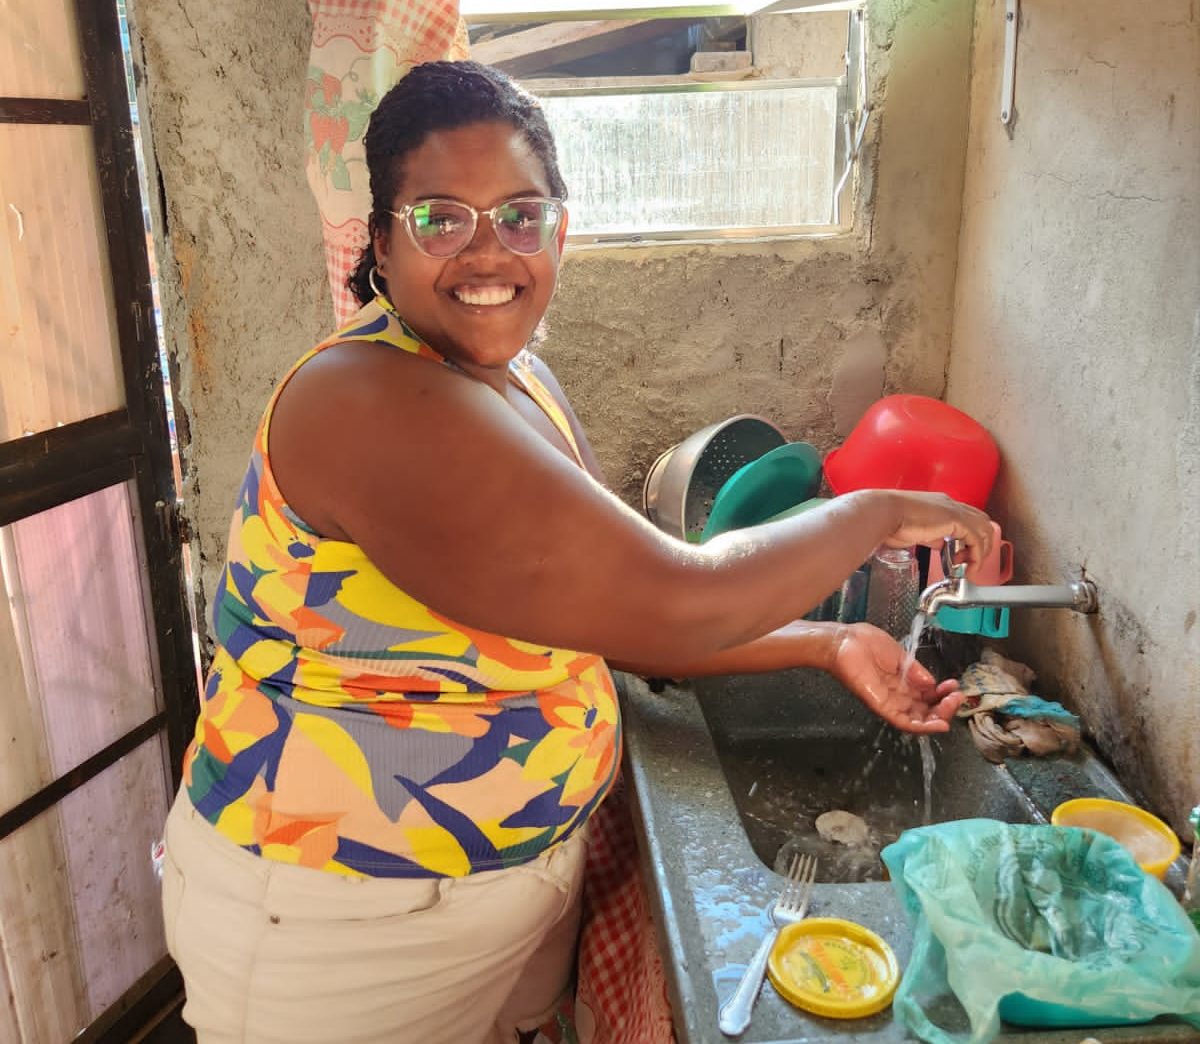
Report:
0,98,91,124
472,19,701,78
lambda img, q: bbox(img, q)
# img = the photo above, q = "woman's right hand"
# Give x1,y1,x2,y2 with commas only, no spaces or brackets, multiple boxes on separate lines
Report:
878,490,994,574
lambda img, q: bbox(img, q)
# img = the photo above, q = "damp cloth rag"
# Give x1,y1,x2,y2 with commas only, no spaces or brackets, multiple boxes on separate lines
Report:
955,658,1080,763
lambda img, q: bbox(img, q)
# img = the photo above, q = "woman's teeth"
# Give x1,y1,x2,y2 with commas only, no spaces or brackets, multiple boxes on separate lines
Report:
454,285,517,306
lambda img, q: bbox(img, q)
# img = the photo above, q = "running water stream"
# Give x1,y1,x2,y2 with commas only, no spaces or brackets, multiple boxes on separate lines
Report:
901,611,936,823
900,610,926,684
918,735,936,824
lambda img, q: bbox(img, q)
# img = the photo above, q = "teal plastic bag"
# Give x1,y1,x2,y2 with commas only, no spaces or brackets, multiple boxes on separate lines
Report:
881,819,1200,1044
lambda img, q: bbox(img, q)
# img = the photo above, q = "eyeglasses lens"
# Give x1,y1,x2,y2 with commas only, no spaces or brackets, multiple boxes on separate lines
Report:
407,199,559,258
410,202,474,258
494,200,557,255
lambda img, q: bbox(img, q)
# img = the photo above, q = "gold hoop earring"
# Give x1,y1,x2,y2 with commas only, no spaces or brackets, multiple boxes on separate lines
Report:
368,265,387,299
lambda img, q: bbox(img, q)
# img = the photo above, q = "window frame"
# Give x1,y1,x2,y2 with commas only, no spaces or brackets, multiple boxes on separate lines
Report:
0,0,198,1039
465,1,870,246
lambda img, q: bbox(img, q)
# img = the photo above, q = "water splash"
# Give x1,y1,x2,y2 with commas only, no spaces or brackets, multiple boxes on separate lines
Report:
900,613,935,823
858,723,892,784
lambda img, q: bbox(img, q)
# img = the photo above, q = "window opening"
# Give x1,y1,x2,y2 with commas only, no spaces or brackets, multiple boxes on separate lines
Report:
466,2,869,244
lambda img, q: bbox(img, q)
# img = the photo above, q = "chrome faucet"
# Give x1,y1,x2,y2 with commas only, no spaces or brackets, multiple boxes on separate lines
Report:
918,538,1099,616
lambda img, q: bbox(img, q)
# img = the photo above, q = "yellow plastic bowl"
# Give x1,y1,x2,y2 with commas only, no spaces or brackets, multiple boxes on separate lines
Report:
1051,797,1180,879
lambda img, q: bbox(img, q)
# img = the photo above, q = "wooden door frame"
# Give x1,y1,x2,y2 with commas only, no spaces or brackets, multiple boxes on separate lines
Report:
0,0,199,1038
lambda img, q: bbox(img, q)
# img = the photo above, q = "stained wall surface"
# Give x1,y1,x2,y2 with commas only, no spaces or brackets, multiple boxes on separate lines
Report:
130,0,975,611
947,0,1199,832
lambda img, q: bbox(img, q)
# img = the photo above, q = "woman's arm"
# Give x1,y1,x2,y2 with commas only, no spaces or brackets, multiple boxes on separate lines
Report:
270,344,993,669
610,620,963,733
525,354,963,732
608,619,838,678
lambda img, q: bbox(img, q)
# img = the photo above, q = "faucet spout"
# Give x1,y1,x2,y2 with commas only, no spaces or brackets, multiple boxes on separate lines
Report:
917,577,1099,616
917,577,963,616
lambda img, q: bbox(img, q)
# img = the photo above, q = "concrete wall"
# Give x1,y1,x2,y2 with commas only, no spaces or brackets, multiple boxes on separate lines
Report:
552,0,977,504
129,0,334,612
131,0,976,616
947,0,1199,833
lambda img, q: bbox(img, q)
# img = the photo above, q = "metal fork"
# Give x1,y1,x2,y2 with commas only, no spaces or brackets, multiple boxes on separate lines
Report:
718,852,818,1037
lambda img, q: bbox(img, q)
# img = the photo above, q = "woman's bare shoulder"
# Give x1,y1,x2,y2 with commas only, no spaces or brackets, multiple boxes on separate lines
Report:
282,338,470,414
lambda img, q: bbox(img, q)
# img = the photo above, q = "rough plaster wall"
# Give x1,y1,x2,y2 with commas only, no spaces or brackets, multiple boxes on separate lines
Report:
134,0,974,634
130,0,331,612
865,0,975,397
749,11,849,79
542,0,978,503
545,244,890,499
947,0,1200,833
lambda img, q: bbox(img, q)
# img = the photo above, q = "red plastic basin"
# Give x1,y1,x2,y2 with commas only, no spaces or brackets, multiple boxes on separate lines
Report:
824,394,999,509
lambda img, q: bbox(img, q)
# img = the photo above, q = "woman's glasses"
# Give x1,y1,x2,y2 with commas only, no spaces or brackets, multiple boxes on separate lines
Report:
386,196,564,259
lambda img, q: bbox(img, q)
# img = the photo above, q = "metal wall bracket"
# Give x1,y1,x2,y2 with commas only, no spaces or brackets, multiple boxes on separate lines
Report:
1000,0,1019,125
831,4,870,226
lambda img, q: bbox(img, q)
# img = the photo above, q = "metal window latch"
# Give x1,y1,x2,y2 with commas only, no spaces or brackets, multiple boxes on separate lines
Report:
1000,0,1019,126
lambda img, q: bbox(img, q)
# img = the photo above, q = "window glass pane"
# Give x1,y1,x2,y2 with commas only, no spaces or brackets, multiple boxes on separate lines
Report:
0,482,161,813
0,733,170,1039
0,125,124,441
541,84,837,235
0,0,86,99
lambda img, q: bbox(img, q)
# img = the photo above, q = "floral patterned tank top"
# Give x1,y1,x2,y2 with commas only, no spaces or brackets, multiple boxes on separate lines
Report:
182,298,621,878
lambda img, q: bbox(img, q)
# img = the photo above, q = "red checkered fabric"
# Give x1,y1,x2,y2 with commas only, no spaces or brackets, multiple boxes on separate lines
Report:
309,0,466,57
574,776,677,1043
321,218,370,326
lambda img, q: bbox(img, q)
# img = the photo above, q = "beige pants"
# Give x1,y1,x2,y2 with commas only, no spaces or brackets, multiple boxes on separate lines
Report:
161,790,586,1044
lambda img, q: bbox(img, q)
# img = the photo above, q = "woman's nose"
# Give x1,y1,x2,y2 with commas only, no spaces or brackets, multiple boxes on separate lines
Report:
460,211,507,259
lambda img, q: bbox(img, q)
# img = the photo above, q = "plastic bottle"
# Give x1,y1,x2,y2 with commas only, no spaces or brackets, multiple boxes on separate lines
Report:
804,563,871,623
1184,806,1200,932
836,563,872,624
865,545,919,640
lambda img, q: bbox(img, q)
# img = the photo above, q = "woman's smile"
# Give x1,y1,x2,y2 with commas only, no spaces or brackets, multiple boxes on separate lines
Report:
450,282,522,307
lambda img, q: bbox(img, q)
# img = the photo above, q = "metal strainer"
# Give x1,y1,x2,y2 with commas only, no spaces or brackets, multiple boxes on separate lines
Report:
642,415,787,542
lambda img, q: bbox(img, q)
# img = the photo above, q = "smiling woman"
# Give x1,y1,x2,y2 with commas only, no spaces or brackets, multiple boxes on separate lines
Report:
159,58,994,1044
367,122,565,377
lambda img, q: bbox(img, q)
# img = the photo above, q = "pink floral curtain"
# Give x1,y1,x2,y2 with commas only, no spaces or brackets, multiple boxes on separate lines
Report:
305,0,469,323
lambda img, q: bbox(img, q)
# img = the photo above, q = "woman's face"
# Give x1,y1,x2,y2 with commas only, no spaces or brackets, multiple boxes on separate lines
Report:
374,121,565,376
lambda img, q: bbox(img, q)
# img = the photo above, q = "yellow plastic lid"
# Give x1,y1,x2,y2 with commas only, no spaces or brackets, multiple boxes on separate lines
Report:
767,917,900,1020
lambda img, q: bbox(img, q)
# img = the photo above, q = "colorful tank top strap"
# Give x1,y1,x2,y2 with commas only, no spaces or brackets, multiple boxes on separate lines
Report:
508,354,586,469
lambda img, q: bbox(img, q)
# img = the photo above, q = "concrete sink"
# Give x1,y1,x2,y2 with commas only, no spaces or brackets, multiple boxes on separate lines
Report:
692,668,1041,882
619,667,1194,1043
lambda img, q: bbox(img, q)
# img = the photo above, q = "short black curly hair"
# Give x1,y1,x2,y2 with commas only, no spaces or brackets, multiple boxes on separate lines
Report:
347,60,568,306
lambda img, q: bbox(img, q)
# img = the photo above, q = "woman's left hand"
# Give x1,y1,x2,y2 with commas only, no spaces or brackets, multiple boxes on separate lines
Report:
827,623,963,733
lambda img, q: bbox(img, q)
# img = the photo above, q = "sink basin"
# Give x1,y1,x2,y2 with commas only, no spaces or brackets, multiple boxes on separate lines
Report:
695,668,1049,882
618,669,1196,1043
